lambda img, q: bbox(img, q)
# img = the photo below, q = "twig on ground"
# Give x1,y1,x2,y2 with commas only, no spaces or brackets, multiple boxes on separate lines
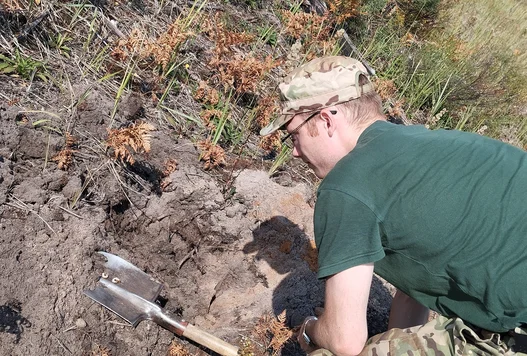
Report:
177,240,200,270
59,206,83,219
106,320,132,327
51,334,72,354
100,14,125,39
7,195,57,235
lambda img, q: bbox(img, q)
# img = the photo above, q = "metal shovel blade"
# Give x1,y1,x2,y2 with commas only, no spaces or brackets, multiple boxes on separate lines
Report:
84,277,184,330
84,252,239,356
93,252,163,303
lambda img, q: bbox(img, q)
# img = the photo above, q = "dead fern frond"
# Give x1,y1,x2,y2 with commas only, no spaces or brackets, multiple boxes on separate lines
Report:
252,311,294,356
52,132,77,170
91,344,112,356
167,341,192,356
282,11,331,42
111,21,192,68
259,132,281,153
202,14,278,93
373,78,398,101
200,109,223,130
254,95,279,129
163,158,178,176
52,149,75,170
194,81,220,106
106,121,155,164
197,139,226,169
281,11,337,59
202,14,255,58
327,0,360,23
214,54,280,93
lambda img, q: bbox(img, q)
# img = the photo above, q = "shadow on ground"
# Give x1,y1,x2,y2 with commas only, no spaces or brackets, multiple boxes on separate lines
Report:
245,215,393,352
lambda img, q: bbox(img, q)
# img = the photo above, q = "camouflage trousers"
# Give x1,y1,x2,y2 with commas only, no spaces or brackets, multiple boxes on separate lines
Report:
309,316,527,355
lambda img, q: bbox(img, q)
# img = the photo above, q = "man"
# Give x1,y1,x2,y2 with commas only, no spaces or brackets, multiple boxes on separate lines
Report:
260,56,527,355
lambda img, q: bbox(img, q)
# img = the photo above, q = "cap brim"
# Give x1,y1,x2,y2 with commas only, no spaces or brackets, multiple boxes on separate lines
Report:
259,113,294,136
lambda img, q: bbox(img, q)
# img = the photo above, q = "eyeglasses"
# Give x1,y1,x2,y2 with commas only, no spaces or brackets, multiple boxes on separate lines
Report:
281,110,337,144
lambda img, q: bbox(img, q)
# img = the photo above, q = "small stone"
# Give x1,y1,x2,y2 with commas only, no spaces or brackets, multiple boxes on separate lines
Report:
75,318,87,328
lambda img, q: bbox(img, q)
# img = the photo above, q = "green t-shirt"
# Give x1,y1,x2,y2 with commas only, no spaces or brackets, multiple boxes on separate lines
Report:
314,120,527,332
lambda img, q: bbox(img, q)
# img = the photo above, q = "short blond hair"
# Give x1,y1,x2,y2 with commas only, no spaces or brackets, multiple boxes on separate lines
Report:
305,74,383,135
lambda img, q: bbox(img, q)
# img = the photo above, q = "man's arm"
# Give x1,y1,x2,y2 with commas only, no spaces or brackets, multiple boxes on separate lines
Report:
388,290,429,329
300,263,374,356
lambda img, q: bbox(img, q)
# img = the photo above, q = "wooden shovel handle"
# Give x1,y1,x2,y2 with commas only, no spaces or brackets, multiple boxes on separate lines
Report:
183,324,239,356
156,313,239,356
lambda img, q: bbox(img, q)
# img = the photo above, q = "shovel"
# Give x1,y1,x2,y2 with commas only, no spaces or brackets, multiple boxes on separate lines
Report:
84,252,239,356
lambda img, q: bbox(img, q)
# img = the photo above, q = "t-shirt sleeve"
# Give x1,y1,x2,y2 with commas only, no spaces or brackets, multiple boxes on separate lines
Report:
314,188,385,279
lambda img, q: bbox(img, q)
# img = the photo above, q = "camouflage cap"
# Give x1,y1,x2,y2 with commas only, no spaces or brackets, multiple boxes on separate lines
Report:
260,56,374,136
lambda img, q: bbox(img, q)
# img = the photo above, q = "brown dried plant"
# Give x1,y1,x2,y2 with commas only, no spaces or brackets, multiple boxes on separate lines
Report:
197,139,226,169
202,14,255,58
373,78,398,101
254,95,279,129
252,310,293,356
106,121,155,164
91,344,112,356
281,11,336,59
163,158,178,176
255,95,281,153
160,158,178,191
167,341,192,356
202,14,278,93
200,109,223,130
215,54,279,93
282,11,331,43
52,132,77,170
259,132,282,153
326,0,360,23
193,81,220,106
112,20,192,68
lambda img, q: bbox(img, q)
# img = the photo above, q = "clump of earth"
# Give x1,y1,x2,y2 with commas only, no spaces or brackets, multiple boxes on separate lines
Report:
0,86,393,355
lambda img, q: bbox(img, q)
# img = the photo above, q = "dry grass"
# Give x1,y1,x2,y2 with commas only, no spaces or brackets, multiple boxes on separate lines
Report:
2,0,24,11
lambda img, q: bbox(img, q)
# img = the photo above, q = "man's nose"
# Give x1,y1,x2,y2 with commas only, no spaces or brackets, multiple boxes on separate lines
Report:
292,146,300,157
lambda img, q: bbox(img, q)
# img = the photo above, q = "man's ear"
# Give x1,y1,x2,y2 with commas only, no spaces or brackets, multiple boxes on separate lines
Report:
320,108,338,137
